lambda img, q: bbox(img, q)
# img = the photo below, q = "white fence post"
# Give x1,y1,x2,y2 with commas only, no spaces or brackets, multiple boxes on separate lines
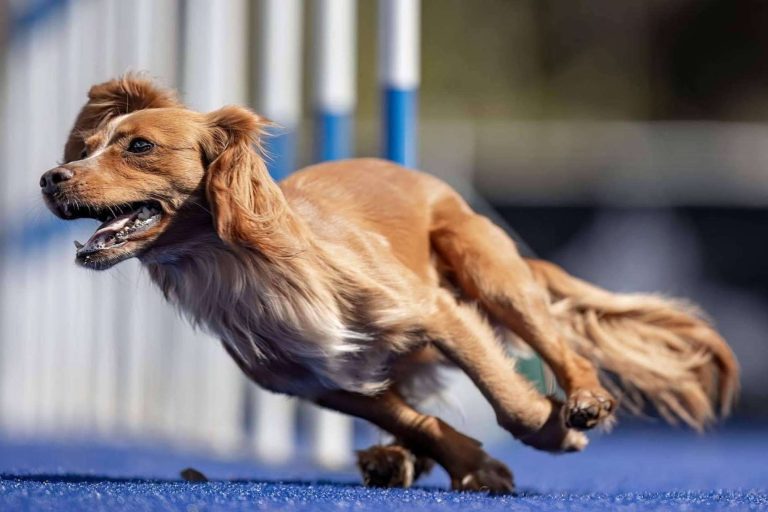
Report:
181,0,250,455
257,0,303,180
249,0,305,463
310,0,357,468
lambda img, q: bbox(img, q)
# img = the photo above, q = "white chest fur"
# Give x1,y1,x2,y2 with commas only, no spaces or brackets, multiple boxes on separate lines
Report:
147,247,394,398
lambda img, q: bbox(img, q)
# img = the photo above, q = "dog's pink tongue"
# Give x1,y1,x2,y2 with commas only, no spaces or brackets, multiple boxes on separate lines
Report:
77,212,135,255
93,213,134,237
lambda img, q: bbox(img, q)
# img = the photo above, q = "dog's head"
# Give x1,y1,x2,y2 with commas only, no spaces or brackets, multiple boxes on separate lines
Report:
41,75,279,270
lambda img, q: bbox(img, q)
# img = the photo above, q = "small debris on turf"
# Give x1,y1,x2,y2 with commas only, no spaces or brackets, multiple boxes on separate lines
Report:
180,467,208,482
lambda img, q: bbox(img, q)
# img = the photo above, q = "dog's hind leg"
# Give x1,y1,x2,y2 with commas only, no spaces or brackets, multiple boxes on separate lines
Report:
427,294,588,452
430,195,616,430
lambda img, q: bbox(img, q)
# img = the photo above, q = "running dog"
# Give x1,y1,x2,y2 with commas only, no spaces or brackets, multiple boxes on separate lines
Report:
40,75,738,493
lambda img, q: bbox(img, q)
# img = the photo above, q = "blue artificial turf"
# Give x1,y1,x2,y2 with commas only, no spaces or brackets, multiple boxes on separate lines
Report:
0,424,766,511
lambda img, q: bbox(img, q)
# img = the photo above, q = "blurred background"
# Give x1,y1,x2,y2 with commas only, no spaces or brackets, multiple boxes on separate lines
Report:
0,0,766,474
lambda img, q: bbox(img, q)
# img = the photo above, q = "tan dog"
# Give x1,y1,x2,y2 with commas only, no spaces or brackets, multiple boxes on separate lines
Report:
40,76,738,493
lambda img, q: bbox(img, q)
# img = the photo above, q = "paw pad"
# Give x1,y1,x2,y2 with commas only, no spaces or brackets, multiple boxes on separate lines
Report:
565,389,616,430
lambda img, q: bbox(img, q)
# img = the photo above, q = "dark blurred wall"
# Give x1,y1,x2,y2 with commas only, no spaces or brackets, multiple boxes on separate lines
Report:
348,0,768,122
651,0,768,119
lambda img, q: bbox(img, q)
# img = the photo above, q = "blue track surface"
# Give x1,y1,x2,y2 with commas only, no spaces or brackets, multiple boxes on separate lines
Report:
1,425,766,511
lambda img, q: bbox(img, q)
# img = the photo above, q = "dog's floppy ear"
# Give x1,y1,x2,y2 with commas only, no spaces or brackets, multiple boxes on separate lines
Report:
203,106,294,257
63,73,181,162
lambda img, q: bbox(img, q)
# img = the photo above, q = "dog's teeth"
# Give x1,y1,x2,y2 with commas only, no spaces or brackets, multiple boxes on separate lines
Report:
74,240,84,250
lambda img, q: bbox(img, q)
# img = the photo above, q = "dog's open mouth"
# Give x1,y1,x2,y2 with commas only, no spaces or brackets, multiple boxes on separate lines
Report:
73,201,163,257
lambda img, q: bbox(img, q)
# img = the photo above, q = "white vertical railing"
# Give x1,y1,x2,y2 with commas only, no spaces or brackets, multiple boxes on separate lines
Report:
181,0,250,456
0,0,436,468
310,0,357,468
2,29,34,435
256,0,303,181
21,7,67,437
250,0,305,464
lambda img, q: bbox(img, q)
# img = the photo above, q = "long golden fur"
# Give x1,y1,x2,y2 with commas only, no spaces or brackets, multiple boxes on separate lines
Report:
41,75,738,493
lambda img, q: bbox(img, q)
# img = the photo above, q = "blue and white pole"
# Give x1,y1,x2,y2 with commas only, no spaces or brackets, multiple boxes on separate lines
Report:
310,0,356,468
314,0,356,162
379,0,420,168
257,0,303,180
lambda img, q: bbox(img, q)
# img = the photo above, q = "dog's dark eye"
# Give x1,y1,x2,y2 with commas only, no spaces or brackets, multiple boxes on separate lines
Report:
127,138,154,154
80,149,87,159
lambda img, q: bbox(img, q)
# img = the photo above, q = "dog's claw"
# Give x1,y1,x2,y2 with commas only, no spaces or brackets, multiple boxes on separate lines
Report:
452,456,515,495
519,397,590,453
565,388,617,430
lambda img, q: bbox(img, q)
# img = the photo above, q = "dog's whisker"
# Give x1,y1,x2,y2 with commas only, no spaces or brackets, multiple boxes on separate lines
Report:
186,199,212,215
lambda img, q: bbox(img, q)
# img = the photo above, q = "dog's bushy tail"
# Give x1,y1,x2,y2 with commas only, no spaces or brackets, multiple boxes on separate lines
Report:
526,259,739,430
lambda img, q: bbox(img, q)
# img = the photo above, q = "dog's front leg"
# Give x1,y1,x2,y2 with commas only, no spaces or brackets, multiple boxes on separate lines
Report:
314,389,514,494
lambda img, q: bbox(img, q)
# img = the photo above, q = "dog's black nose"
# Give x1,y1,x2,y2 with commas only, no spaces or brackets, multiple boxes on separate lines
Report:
40,167,74,194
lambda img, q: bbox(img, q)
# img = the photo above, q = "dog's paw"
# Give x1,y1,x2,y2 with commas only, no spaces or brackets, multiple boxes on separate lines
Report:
519,397,590,453
356,445,417,488
564,388,616,431
452,456,514,495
